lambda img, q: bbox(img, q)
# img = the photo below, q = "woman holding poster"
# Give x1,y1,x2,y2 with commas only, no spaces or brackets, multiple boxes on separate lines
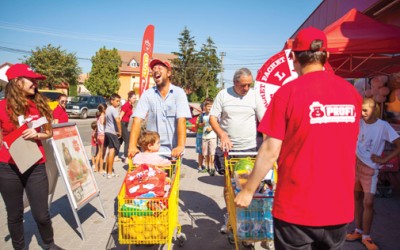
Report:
0,64,62,249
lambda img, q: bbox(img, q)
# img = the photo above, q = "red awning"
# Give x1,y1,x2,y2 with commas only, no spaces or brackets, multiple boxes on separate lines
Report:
284,8,400,78
324,8,400,78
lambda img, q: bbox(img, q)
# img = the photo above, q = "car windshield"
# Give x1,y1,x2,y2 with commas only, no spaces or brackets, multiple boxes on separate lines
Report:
41,92,62,101
71,96,89,102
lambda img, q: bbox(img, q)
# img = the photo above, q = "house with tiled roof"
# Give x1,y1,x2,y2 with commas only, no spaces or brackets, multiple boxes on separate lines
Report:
118,51,176,99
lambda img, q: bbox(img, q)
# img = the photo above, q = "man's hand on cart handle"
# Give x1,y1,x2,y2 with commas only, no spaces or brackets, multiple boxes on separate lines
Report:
128,147,140,159
220,132,233,151
172,145,184,158
234,189,253,208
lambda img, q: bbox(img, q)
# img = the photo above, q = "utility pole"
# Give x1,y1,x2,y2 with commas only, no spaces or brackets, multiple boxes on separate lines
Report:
219,52,226,89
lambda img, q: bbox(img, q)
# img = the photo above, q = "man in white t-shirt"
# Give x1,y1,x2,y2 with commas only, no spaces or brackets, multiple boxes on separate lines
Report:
209,67,266,233
210,68,266,175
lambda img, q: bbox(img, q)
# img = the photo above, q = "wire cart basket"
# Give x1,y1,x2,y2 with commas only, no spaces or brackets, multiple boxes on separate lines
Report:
224,152,277,250
117,157,186,249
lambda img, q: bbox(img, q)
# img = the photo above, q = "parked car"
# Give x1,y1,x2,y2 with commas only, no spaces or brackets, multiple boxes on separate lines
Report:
38,90,64,110
66,95,106,119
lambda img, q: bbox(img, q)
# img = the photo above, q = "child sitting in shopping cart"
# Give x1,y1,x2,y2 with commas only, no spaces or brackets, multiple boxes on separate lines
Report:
132,130,171,167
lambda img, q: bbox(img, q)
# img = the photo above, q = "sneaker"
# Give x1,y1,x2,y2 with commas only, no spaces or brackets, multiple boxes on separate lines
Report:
346,230,362,241
220,213,228,234
220,224,227,234
361,237,379,250
209,169,215,176
217,169,225,176
198,168,208,173
107,173,119,179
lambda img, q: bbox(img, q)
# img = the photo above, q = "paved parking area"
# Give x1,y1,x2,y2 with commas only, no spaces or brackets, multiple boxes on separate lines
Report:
1,136,400,249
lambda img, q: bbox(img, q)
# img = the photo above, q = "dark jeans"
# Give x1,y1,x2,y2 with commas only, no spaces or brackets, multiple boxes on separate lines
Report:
274,217,347,250
121,121,130,158
0,163,54,250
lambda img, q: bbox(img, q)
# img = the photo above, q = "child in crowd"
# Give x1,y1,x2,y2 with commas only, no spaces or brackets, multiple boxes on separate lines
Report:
90,121,97,169
133,130,171,167
346,98,400,250
202,98,217,176
196,102,206,172
104,94,122,179
94,103,107,174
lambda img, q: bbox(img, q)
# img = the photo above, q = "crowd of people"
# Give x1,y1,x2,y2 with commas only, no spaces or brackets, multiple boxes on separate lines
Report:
1,26,400,250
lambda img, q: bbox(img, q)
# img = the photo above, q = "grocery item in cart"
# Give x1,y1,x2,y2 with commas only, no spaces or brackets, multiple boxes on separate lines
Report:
233,158,254,172
125,164,167,198
236,198,274,240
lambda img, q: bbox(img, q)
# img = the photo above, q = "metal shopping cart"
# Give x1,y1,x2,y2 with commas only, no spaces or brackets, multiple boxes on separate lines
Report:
117,157,186,249
224,152,277,250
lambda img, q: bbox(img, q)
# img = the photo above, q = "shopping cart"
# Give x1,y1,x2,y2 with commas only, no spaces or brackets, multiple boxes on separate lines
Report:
224,152,276,250
117,157,186,249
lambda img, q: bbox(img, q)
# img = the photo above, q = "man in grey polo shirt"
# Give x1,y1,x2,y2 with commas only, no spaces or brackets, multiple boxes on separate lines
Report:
128,59,191,158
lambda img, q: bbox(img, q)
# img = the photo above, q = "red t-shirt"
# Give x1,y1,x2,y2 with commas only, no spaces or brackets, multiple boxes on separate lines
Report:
52,105,69,123
121,102,133,123
0,99,47,164
258,71,362,226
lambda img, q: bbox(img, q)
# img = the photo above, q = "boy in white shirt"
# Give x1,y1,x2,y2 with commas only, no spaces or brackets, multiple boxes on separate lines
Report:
201,98,217,176
346,98,400,250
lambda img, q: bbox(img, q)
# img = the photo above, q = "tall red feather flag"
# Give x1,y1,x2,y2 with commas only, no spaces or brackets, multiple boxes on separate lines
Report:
139,25,155,96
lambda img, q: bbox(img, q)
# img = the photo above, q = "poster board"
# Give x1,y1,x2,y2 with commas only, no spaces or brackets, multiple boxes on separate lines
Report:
51,123,99,209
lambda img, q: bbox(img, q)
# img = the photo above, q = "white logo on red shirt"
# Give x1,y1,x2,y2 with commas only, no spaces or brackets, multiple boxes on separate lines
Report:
309,102,356,124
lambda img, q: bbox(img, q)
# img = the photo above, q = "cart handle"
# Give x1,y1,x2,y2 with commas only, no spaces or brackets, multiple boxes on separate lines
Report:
224,151,258,157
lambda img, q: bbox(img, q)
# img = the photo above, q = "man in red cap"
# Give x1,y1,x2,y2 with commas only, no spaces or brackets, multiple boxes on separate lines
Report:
128,58,191,158
235,27,362,249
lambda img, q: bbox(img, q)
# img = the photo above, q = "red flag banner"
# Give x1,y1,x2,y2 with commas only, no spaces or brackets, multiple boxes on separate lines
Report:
255,49,332,110
139,25,155,96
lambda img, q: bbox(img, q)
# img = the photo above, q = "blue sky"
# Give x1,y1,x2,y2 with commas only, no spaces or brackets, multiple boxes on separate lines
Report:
0,0,321,88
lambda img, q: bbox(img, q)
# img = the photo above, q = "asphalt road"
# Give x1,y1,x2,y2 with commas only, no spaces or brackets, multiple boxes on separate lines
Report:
69,117,96,146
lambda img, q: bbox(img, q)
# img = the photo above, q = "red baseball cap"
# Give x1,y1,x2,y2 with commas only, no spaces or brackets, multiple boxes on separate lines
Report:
149,59,171,70
291,27,328,52
6,63,46,81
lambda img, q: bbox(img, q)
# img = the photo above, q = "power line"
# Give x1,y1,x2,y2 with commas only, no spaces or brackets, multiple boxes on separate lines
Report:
0,45,265,71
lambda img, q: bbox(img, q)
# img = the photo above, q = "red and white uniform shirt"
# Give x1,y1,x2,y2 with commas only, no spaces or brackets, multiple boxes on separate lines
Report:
0,99,47,164
258,71,362,226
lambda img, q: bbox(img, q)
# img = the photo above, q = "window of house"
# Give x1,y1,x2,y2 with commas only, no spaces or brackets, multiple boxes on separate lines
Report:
129,59,139,67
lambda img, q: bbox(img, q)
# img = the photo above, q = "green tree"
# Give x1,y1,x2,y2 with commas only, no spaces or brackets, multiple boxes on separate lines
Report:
85,47,121,98
196,37,221,100
24,44,81,93
171,27,199,95
171,28,221,102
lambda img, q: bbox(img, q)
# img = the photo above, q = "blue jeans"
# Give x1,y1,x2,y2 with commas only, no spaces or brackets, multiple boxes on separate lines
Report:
0,163,54,249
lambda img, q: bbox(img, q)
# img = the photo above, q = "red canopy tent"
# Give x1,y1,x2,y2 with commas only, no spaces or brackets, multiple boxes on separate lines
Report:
284,8,400,78
323,8,400,78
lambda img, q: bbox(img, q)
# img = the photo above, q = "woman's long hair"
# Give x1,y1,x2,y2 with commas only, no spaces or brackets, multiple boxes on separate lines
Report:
5,77,52,127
